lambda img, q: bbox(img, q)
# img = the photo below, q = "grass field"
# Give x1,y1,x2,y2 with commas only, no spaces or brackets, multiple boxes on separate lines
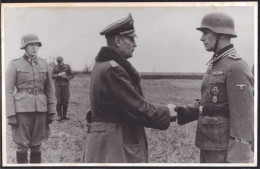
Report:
5,74,202,164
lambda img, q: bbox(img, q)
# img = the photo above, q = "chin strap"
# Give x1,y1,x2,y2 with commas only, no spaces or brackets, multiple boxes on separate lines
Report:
213,34,220,53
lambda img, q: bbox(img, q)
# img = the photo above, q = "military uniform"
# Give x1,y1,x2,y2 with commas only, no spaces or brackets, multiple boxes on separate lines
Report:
52,62,73,119
5,54,56,163
176,45,254,163
81,14,172,163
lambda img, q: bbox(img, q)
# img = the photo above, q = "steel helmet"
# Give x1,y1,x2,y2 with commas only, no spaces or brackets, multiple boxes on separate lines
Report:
196,12,237,38
20,34,42,49
56,56,63,62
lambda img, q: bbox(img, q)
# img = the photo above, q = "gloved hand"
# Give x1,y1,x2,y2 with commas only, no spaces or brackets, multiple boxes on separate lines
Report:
58,72,66,78
174,106,192,125
47,114,54,124
7,115,18,127
167,104,177,122
174,106,186,113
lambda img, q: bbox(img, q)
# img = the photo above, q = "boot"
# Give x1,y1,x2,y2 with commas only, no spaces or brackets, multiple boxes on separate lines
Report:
62,105,70,120
56,104,62,121
16,151,28,163
30,151,41,163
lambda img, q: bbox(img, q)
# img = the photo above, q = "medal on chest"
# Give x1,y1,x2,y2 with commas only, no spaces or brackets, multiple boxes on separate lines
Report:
211,86,219,103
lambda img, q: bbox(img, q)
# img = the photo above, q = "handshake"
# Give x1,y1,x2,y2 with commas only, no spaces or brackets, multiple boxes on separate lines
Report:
167,104,178,122
167,104,186,123
57,72,67,78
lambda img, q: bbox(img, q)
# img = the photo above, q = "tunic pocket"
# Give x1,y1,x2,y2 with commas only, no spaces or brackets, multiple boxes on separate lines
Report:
208,74,227,104
39,69,47,81
200,116,230,150
17,69,31,82
14,92,35,112
14,92,27,101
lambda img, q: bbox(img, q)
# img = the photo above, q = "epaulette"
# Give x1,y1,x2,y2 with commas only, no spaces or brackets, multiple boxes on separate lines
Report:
109,60,119,67
38,57,45,61
227,53,241,60
12,58,20,61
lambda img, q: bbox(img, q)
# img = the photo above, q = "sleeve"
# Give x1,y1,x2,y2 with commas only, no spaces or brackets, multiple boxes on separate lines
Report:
5,61,17,117
67,65,74,80
176,99,200,125
226,60,254,163
51,66,59,79
45,63,56,115
105,66,171,130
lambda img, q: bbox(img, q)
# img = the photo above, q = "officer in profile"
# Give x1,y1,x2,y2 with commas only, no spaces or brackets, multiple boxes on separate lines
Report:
52,56,74,121
5,34,56,163
81,13,177,163
174,12,254,163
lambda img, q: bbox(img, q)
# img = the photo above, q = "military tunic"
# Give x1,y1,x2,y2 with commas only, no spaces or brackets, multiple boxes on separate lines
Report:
52,64,73,117
176,44,254,163
5,55,56,151
82,47,171,163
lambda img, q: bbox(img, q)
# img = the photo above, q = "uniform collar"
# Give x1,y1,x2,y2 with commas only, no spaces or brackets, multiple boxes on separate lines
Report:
214,44,234,58
207,44,234,66
23,54,38,66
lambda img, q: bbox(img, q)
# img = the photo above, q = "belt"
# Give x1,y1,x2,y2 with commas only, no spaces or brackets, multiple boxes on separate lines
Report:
86,111,122,123
199,106,230,118
17,88,44,95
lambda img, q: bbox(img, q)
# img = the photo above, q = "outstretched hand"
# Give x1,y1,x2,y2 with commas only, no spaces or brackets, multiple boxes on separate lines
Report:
167,104,177,122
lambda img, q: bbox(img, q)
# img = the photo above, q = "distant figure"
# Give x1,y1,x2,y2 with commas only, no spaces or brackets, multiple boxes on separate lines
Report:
5,34,56,163
52,56,74,121
174,12,254,163
81,13,177,163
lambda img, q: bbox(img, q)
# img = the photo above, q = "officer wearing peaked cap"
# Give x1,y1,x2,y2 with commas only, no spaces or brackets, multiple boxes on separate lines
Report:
174,12,254,163
100,13,137,38
5,34,56,163
81,13,177,163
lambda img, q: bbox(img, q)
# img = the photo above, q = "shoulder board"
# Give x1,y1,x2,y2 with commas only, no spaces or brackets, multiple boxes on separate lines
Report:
109,60,119,67
37,57,45,61
227,53,241,60
12,58,20,61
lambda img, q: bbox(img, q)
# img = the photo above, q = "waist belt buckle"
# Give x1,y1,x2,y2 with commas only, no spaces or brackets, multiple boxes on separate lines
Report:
199,106,203,115
33,88,39,95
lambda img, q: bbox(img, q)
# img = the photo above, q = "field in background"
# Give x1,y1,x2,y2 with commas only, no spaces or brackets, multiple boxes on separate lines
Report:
140,72,204,80
6,74,202,164
72,71,204,80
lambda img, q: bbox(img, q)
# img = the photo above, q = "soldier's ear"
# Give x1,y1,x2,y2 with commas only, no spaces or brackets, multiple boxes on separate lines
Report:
114,35,121,47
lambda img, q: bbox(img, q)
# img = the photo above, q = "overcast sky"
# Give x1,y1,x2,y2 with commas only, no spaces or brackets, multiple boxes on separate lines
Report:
2,3,257,72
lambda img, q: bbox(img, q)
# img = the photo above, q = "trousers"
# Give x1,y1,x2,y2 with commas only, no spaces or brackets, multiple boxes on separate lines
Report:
55,85,70,106
200,149,227,163
12,112,50,152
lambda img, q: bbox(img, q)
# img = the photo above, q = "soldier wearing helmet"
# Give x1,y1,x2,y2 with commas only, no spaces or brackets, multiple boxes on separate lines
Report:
51,56,74,121
174,12,254,163
5,34,56,163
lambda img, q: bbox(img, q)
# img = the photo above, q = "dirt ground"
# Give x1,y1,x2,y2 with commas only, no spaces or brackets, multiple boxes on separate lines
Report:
5,74,201,164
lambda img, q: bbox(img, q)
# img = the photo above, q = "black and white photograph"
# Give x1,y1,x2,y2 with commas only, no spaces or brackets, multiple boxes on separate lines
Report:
1,2,258,167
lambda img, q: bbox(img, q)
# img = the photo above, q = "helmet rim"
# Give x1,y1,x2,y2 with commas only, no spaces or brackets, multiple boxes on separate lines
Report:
196,12,237,38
